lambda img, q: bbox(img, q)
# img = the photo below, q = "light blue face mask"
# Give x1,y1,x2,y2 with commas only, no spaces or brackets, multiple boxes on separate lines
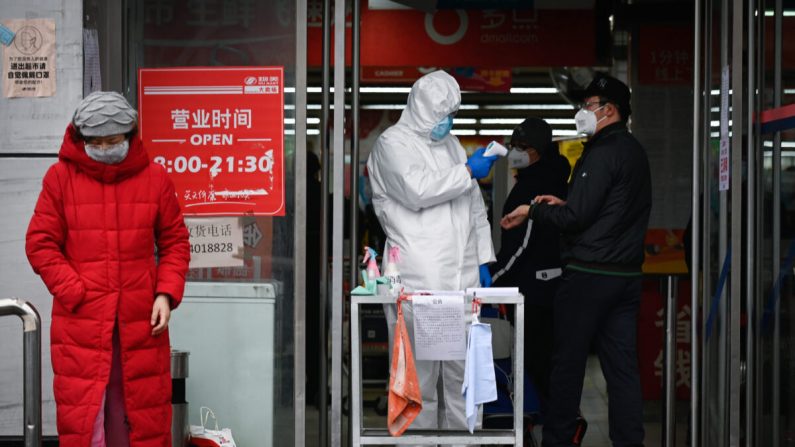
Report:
430,115,454,141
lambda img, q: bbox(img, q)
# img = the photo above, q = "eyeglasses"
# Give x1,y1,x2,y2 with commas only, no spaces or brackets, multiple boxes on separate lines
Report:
509,144,531,152
580,100,606,110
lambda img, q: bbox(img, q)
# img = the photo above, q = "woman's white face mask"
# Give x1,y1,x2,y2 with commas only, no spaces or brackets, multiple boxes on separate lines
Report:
574,105,607,136
507,147,541,170
508,149,531,169
85,140,129,164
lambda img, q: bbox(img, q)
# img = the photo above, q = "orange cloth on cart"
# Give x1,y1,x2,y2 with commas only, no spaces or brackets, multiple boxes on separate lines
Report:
387,299,423,436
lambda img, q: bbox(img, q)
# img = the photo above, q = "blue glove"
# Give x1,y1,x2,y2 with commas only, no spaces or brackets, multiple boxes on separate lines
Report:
479,264,492,288
466,148,499,180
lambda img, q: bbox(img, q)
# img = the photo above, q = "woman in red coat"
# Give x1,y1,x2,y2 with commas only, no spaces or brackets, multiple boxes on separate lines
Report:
25,91,190,447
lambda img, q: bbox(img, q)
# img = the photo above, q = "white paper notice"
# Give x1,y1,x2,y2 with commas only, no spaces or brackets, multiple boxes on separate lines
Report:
186,217,244,269
412,295,467,361
2,19,56,98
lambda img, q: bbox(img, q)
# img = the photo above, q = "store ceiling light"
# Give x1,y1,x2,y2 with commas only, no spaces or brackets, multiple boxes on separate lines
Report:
361,104,405,110
480,118,576,125
509,87,559,94
360,87,412,93
286,129,320,135
483,104,575,110
451,129,477,136
553,129,580,136
764,10,795,16
284,118,320,124
480,118,523,125
763,141,795,148
479,129,513,136
454,118,477,124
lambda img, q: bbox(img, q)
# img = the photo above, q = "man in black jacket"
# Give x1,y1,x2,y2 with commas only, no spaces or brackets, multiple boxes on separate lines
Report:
491,118,570,422
502,73,651,447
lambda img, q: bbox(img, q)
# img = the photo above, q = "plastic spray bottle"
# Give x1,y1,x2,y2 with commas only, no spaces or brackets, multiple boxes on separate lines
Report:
362,246,381,281
382,246,403,296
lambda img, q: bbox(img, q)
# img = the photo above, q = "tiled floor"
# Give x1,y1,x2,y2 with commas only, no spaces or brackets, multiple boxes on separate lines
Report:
306,355,691,446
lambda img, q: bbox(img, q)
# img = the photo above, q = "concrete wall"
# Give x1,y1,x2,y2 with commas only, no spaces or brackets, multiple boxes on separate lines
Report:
0,159,58,435
0,0,83,436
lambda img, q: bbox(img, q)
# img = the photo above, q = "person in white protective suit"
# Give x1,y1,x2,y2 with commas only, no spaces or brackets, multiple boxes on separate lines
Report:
367,70,498,436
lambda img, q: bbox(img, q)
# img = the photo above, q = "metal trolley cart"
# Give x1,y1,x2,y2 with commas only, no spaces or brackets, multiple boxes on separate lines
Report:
351,294,525,446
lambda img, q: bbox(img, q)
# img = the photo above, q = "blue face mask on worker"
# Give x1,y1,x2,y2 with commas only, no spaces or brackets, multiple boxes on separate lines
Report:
430,115,454,141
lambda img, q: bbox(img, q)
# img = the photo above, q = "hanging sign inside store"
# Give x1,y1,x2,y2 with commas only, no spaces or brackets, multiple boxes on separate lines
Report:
437,0,534,8
308,5,595,68
637,26,693,85
2,18,56,98
360,66,512,91
138,67,285,216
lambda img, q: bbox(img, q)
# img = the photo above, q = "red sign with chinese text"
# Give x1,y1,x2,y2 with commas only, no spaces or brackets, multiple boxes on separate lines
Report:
638,277,693,401
638,27,693,85
308,4,596,68
138,67,285,216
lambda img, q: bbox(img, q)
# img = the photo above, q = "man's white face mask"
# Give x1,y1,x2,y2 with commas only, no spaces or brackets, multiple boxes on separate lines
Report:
574,105,606,136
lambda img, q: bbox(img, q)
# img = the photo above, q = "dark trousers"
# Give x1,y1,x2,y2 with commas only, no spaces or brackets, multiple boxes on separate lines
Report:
542,270,645,447
525,302,554,419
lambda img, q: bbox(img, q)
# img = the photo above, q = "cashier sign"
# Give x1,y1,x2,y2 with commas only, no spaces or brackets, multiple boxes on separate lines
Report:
138,67,285,216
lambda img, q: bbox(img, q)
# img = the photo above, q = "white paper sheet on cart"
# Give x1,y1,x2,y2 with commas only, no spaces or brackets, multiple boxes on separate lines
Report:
412,295,467,360
412,290,465,296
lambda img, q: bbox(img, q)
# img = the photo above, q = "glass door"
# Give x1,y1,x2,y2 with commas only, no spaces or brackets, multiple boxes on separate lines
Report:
123,1,307,446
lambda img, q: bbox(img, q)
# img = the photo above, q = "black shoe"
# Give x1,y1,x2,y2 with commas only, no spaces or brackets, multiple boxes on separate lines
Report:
524,422,539,447
572,416,588,446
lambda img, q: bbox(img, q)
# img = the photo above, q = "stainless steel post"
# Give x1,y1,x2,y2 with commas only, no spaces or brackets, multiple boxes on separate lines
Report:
319,0,331,444
349,0,361,300
0,299,42,447
347,4,362,445
729,0,745,443
744,0,758,443
295,1,308,445
331,0,347,443
663,276,677,447
772,1,783,443
690,0,703,444
698,2,712,443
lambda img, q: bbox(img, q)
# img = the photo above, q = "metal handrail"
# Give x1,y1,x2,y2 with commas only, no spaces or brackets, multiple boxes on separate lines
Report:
0,298,42,447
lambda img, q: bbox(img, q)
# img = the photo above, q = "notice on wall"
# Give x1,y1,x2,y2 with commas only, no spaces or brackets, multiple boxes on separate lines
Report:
186,217,244,269
138,67,285,216
2,19,56,98
412,295,467,361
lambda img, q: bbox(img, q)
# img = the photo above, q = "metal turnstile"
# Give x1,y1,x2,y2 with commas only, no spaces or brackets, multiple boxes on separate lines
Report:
0,298,42,447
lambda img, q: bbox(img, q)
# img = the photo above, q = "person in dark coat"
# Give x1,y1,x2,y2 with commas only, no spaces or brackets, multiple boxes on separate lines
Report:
490,118,571,421
502,73,651,447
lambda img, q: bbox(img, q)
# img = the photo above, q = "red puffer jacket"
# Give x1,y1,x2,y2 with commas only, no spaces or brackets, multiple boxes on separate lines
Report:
26,125,190,447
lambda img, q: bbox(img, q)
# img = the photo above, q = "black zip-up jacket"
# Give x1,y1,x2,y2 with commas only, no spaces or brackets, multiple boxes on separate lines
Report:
531,122,652,274
491,153,571,306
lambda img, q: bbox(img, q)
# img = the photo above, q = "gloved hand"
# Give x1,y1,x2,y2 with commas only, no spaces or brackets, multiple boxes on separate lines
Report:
479,264,492,288
466,148,499,180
